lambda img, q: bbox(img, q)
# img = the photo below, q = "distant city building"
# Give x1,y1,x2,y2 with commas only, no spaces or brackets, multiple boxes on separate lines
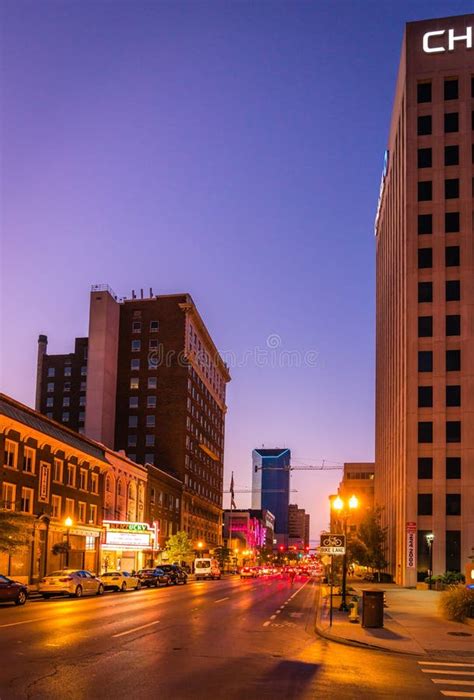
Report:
251,448,290,546
329,462,375,534
288,504,310,550
35,285,231,548
375,14,474,585
223,509,268,552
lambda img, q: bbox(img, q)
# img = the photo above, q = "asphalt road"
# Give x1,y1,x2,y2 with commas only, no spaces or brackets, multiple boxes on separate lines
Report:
0,576,454,700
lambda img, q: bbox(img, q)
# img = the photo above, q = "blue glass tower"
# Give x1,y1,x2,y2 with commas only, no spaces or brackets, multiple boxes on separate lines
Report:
251,448,291,538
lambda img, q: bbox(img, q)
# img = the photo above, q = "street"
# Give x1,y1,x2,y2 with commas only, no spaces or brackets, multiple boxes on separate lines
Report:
0,576,447,700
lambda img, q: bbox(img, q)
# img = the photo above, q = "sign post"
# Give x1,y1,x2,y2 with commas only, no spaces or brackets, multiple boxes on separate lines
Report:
320,534,346,627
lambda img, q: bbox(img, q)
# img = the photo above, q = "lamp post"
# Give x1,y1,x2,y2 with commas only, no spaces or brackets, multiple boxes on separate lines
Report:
332,494,359,612
426,533,434,589
64,517,73,567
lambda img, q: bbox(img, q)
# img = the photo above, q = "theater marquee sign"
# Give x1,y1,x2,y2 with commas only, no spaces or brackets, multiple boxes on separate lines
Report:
102,521,155,550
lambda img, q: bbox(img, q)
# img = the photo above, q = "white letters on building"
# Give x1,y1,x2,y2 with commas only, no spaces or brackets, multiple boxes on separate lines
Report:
448,27,472,51
423,30,445,53
423,27,473,53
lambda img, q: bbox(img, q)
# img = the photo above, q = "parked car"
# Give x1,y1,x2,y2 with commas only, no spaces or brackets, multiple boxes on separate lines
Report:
194,558,221,581
100,571,141,592
0,574,28,605
137,568,170,588
38,569,105,598
240,566,257,579
159,565,188,585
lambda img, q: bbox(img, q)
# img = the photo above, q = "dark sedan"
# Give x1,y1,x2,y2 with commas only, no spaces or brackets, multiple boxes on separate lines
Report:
137,568,170,588
159,565,188,585
0,574,28,605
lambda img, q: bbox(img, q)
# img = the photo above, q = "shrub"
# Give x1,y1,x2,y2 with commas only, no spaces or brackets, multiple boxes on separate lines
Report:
443,571,465,585
439,587,474,622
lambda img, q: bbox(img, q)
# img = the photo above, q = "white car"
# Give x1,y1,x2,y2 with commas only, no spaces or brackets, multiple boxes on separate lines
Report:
101,571,141,592
38,569,105,598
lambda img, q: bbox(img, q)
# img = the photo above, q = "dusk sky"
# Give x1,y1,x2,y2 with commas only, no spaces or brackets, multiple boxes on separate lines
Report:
1,0,472,540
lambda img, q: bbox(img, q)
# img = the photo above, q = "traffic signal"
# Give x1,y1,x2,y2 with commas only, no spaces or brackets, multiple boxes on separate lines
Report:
305,546,310,552
279,545,284,552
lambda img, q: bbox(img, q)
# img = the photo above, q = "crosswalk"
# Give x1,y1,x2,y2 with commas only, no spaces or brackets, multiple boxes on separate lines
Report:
418,661,474,698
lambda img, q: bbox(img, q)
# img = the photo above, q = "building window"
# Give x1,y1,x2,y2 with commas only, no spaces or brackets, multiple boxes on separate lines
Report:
446,350,461,372
145,453,155,465
444,145,459,167
128,435,137,447
65,498,74,516
417,115,432,135
417,181,432,201
418,351,433,372
67,464,76,487
62,412,69,422
53,458,63,483
418,422,433,443
131,339,141,352
78,502,86,523
127,453,136,462
418,316,433,337
20,487,34,514
146,434,155,447
418,386,433,408
147,396,156,408
81,366,87,376
4,440,18,468
129,396,139,409
445,246,460,267
80,381,86,391
150,320,159,332
444,112,458,133
445,178,459,199
444,79,458,100
64,366,72,377
51,495,61,519
132,321,141,333
64,382,71,392
418,248,432,269
89,505,97,524
417,148,432,168
418,493,432,516
446,531,461,573
47,382,54,393
446,494,461,516
1,482,15,510
149,339,159,349
446,421,461,443
446,457,461,479
446,280,460,302
418,214,432,235
21,446,35,474
418,458,433,479
130,377,139,390
79,395,86,407
46,397,54,408
91,473,99,494
446,385,461,407
79,469,88,491
445,212,460,233
417,82,431,103
131,359,140,371
150,488,156,505
128,416,138,428
63,397,70,407
418,282,432,303
146,415,155,428
446,315,460,336
148,377,157,389
48,367,55,378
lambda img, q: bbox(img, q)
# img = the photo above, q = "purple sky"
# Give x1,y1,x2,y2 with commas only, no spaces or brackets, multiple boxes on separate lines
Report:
1,0,472,540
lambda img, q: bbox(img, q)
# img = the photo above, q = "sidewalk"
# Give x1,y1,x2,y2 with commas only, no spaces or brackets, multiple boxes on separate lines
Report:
316,581,474,657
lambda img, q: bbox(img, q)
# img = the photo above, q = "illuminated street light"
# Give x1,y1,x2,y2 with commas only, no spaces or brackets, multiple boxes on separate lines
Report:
64,517,73,567
331,495,359,611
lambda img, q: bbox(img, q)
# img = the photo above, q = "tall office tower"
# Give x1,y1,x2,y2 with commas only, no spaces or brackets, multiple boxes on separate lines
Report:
375,15,474,586
288,504,310,549
251,448,290,546
36,285,231,546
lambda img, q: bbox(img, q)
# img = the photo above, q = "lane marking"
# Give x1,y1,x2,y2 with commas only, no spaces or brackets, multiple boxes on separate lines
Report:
112,620,160,638
263,621,271,627
214,597,229,603
420,663,474,668
432,681,474,686
270,614,276,620
0,619,39,629
440,692,474,698
275,610,281,615
422,671,474,676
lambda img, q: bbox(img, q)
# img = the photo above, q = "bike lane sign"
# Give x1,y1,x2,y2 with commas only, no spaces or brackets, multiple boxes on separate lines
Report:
319,534,346,555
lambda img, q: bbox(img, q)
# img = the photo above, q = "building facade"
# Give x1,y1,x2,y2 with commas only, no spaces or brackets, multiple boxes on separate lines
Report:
329,463,375,534
288,504,310,550
35,286,231,549
251,448,291,546
375,15,474,585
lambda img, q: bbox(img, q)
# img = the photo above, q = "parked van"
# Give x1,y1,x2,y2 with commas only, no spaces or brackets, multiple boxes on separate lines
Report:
194,558,221,580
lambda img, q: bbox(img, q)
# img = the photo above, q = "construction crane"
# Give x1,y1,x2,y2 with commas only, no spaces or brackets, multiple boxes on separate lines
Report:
253,461,343,472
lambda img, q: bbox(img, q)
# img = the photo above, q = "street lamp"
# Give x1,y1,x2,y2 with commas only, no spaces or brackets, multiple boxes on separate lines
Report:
332,495,359,612
64,517,73,567
426,533,435,589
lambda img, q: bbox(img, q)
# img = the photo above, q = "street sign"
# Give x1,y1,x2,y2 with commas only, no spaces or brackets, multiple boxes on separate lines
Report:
320,533,346,555
406,521,417,568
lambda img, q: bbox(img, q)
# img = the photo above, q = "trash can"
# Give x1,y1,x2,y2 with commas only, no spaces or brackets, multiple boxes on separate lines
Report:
361,590,384,628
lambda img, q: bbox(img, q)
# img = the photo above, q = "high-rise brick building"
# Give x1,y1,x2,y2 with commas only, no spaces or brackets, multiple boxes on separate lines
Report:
375,15,474,585
36,285,231,547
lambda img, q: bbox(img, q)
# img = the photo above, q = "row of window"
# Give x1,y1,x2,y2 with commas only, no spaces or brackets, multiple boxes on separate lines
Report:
418,493,462,516
418,179,464,201
130,376,156,390
418,280,460,303
129,396,157,409
418,246,460,267
46,396,86,408
128,415,156,428
48,366,87,378
130,339,159,352
418,349,460,372
48,411,85,424
418,212,462,234
128,434,155,447
418,314,461,337
417,144,464,168
1,482,97,523
418,457,461,480
132,320,159,333
47,381,87,393
417,112,472,135
417,78,472,103
418,421,461,443
418,385,461,407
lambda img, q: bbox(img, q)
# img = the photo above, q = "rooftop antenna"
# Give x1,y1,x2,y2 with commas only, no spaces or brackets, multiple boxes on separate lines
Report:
149,287,153,297
132,289,136,299
140,288,144,299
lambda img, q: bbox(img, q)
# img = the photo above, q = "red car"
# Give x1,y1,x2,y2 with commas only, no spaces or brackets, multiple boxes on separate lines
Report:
0,574,28,605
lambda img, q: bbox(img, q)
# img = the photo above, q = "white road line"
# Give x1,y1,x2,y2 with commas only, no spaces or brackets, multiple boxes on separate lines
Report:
440,692,474,698
422,671,474,676
420,663,474,668
263,621,271,627
0,619,38,629
214,597,229,603
433,681,474,686
275,610,281,614
270,614,276,620
112,620,160,638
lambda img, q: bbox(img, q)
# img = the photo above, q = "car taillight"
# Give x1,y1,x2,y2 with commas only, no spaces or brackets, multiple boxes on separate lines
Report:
59,577,73,582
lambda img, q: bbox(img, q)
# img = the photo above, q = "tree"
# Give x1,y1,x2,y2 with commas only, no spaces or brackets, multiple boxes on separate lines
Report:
165,531,194,564
214,545,232,571
0,510,32,554
357,506,388,576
